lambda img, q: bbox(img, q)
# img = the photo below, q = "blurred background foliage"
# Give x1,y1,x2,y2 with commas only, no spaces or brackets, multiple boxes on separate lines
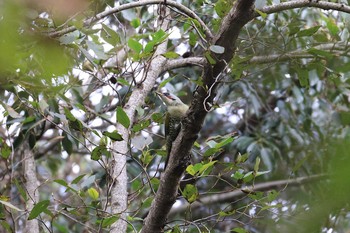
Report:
0,0,350,232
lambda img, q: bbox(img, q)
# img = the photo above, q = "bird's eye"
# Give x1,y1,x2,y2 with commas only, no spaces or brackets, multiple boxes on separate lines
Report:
164,93,170,97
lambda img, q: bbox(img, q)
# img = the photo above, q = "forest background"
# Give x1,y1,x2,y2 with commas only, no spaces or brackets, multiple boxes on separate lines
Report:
1,0,350,232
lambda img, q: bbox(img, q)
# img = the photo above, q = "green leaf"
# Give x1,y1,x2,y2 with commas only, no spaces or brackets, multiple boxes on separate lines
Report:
0,200,23,212
132,119,151,132
52,222,69,233
0,142,11,159
198,161,216,175
296,68,309,87
102,215,119,228
209,45,225,54
141,197,153,209
102,130,123,141
116,107,130,129
255,9,267,19
203,147,220,157
59,31,79,45
323,16,339,36
243,171,254,183
144,41,156,53
71,174,86,184
232,170,244,180
131,18,141,28
28,200,50,220
307,48,334,59
215,0,231,17
162,51,180,59
91,146,108,161
152,29,167,42
87,187,99,200
86,40,108,60
248,191,264,200
267,190,279,202
62,132,73,155
181,184,198,203
205,52,216,65
292,154,311,173
22,116,36,124
255,170,270,177
150,178,160,192
5,105,21,118
186,164,197,176
186,163,203,176
215,137,234,149
151,112,164,124
14,179,27,201
72,19,84,29
297,26,321,37
159,76,174,88
0,221,12,233
53,179,68,187
254,157,260,173
189,31,197,47
39,99,49,113
231,227,249,233
63,108,76,121
54,179,78,194
183,19,191,31
140,150,154,166
101,24,121,46
128,38,143,54
69,118,83,131
219,210,236,217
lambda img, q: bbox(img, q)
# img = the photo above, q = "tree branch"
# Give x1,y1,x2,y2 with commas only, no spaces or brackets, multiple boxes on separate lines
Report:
48,0,213,40
247,42,350,64
109,8,171,233
259,0,350,16
23,143,40,233
142,1,256,232
164,57,206,71
169,174,327,217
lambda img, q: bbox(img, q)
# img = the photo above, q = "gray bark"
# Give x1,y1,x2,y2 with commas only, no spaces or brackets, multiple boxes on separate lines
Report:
23,143,40,233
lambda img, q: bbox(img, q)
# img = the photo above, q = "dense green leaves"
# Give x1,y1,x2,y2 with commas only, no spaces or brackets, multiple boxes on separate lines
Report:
1,0,350,232
214,0,232,17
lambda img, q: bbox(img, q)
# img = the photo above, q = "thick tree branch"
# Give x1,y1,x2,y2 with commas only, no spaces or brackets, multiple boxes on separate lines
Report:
164,57,206,70
247,42,350,64
48,0,213,40
23,143,39,233
169,174,327,217
142,1,255,232
109,8,171,233
259,0,350,16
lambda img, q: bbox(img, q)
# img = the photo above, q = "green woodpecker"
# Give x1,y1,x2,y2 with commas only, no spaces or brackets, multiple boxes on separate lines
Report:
156,91,189,168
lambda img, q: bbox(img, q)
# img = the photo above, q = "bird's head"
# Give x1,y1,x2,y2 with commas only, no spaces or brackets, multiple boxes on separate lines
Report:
156,91,185,107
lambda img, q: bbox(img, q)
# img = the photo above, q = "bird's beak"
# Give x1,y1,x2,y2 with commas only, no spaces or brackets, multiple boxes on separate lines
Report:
155,91,162,96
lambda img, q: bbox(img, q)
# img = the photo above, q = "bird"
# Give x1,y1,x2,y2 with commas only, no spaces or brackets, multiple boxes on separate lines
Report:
156,91,189,169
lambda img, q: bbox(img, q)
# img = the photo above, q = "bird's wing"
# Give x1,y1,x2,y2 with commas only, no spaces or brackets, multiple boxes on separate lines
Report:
165,112,170,137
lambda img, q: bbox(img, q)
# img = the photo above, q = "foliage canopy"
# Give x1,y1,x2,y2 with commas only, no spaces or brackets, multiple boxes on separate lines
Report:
1,0,350,232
